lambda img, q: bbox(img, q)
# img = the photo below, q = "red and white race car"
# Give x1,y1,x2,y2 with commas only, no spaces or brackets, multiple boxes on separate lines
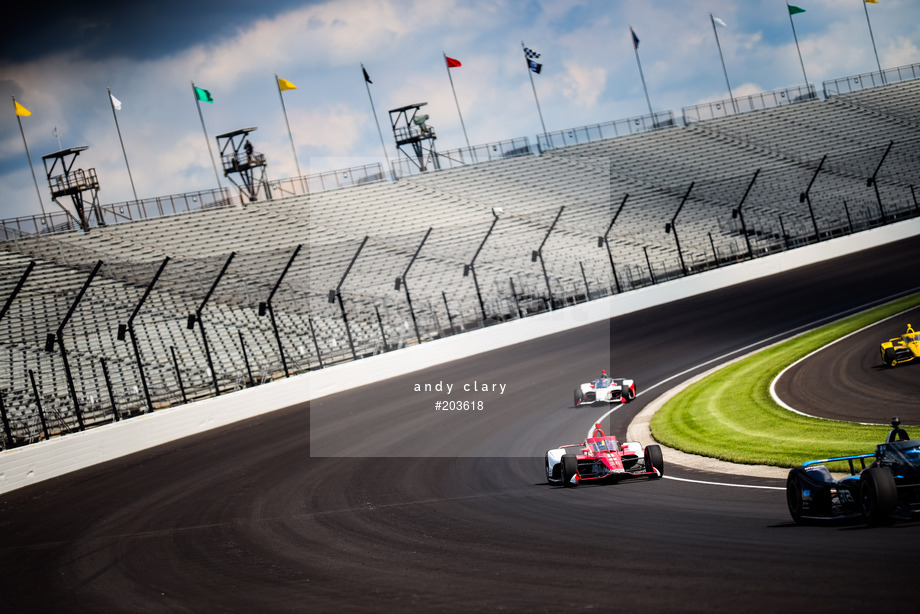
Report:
574,371,636,407
545,423,663,487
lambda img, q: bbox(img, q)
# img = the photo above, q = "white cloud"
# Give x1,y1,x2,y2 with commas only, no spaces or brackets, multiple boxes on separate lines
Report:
561,61,606,108
884,36,920,68
2,0,919,221
290,105,366,157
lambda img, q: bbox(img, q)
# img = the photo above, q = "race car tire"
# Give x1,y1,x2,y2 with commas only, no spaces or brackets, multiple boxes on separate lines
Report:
644,445,664,479
623,386,635,402
573,388,583,407
860,467,897,526
561,454,578,488
786,471,806,524
545,453,560,484
883,347,898,368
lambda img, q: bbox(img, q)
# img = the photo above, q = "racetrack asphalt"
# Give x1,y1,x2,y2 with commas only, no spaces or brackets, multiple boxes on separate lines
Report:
773,304,920,425
1,235,918,613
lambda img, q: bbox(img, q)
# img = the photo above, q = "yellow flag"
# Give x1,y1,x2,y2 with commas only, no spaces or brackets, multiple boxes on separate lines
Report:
865,0,878,4
278,77,297,91
14,100,31,117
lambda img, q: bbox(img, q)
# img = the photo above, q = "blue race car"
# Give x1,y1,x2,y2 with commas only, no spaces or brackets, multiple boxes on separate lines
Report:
786,417,920,525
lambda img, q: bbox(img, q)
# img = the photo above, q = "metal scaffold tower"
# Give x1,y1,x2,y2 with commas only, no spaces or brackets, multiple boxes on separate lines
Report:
389,103,439,172
217,127,271,203
42,146,103,232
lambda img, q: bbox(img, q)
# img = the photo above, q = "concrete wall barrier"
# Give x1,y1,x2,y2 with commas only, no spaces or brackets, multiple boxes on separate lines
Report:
1,218,917,494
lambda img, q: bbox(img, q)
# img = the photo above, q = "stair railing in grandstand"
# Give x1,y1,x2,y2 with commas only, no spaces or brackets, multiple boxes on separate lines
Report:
532,206,565,310
665,183,694,276
170,346,188,405
599,193,629,293
238,331,255,388
396,227,432,346
118,256,170,413
731,169,761,260
260,244,302,379
307,317,324,369
27,369,49,442
441,291,457,335
0,390,11,449
43,260,102,432
643,246,656,285
0,260,35,446
99,357,119,422
799,155,826,243
465,208,501,322
330,236,368,361
373,305,389,351
187,252,236,397
867,141,894,225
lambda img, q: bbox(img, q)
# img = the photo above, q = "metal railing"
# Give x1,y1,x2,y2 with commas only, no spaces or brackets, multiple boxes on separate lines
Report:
1,186,241,240
390,136,535,178
537,111,675,151
48,168,99,195
0,163,393,240
823,61,920,97
682,84,817,124
3,189,919,451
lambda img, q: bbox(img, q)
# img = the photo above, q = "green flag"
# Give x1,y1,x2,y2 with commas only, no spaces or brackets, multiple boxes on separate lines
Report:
788,5,805,15
194,86,214,103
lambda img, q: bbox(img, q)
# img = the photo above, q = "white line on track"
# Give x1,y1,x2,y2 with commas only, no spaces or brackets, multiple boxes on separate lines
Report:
586,289,920,490
769,304,920,421
663,475,785,490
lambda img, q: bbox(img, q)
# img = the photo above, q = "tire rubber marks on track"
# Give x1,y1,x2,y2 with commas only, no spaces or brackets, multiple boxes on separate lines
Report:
588,289,920,491
769,303,920,421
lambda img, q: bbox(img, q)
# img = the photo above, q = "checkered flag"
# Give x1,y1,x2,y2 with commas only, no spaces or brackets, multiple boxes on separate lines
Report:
523,43,543,74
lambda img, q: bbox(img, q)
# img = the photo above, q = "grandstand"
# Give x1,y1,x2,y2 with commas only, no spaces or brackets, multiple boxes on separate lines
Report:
1,69,919,448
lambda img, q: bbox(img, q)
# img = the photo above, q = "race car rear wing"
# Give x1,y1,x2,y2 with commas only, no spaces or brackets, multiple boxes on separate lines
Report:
802,453,874,476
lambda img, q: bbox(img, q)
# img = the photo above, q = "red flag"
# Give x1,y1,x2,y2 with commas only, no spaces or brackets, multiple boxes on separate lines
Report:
445,56,462,68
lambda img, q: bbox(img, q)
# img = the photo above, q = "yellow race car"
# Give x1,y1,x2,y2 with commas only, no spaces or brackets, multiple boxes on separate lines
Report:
880,323,920,367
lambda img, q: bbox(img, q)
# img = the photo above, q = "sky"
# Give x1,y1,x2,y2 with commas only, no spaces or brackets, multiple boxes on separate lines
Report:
2,0,919,221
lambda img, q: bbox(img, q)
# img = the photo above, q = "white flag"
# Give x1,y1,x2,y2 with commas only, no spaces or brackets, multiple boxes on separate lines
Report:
110,92,122,110
713,16,727,27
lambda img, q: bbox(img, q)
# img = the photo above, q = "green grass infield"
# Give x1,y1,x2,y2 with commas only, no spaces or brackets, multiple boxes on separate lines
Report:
650,293,920,470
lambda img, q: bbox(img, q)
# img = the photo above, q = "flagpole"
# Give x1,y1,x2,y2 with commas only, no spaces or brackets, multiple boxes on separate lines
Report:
528,68,547,136
786,3,809,87
444,53,471,152
522,42,547,141
862,0,885,84
710,13,736,114
107,87,139,203
12,96,46,217
630,27,654,119
362,64,393,180
275,74,303,186
191,81,222,193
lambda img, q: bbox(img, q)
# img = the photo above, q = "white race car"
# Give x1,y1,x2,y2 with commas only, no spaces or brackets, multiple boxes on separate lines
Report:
574,372,636,407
